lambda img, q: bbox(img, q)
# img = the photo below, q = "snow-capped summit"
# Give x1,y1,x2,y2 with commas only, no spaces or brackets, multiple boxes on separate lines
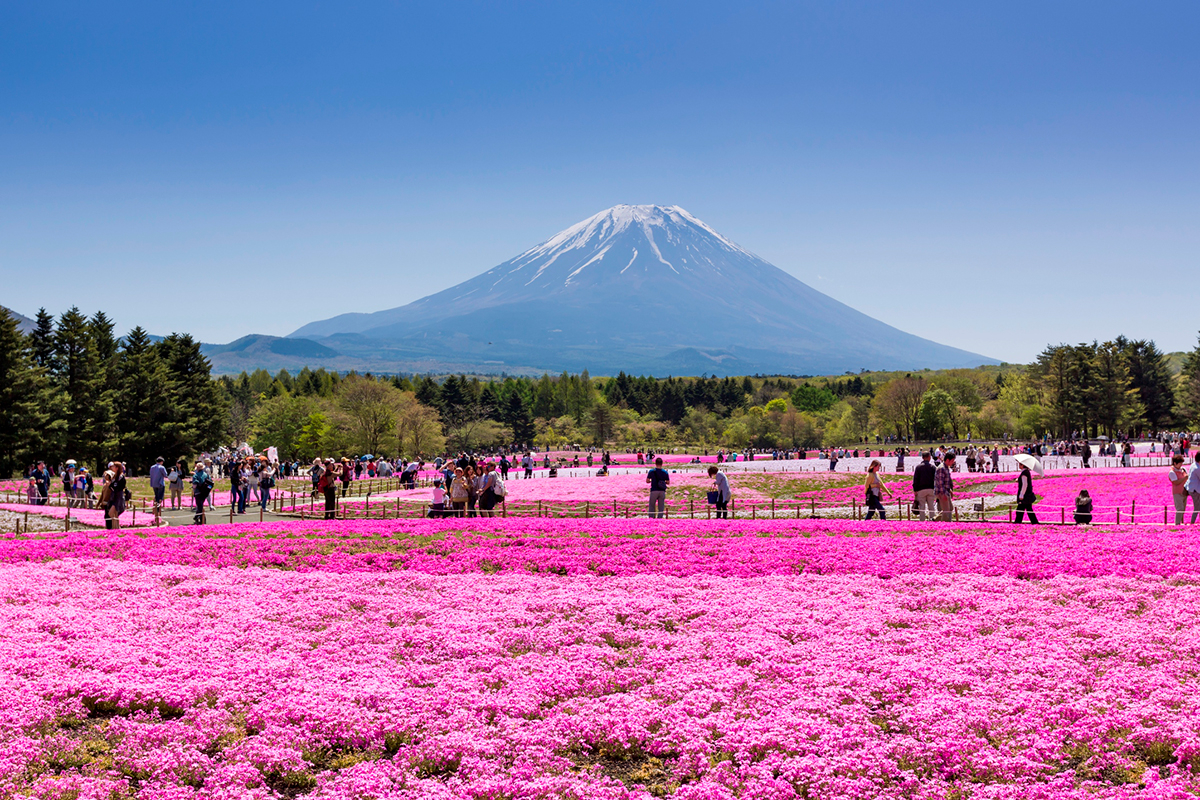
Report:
290,205,993,375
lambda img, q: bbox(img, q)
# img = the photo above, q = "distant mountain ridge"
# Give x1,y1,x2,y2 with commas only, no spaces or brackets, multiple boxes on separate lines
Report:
1,305,36,335
290,205,995,376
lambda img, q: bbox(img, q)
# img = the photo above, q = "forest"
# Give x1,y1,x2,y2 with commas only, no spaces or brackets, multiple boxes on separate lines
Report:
2,306,1197,475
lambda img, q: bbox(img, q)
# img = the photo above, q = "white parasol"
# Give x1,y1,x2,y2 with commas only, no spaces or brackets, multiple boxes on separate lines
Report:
1013,453,1044,476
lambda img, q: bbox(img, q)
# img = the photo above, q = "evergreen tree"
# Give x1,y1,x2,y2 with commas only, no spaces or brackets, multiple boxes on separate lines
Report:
159,333,227,458
0,310,42,476
1177,334,1200,427
414,376,441,408
55,307,109,469
503,391,536,445
114,327,175,469
30,308,58,373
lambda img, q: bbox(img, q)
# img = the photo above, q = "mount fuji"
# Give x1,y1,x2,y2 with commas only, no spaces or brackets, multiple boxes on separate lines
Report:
290,205,994,375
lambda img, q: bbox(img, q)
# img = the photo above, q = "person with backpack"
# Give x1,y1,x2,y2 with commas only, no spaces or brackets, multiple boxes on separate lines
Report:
191,462,214,524
646,457,670,518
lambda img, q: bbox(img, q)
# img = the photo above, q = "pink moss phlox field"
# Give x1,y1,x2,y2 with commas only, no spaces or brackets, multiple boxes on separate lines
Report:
6,518,1200,580
3,556,1200,799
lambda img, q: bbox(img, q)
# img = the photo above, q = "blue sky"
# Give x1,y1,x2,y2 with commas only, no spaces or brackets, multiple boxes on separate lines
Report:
2,1,1197,363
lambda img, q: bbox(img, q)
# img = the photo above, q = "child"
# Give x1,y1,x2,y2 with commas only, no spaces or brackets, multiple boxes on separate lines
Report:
429,479,446,518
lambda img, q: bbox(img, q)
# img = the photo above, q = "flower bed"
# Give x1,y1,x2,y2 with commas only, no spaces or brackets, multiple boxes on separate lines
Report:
2,532,1200,798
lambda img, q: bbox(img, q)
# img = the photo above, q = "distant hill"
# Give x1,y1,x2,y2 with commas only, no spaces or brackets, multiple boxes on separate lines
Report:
200,334,342,374
1,305,36,335
292,205,997,377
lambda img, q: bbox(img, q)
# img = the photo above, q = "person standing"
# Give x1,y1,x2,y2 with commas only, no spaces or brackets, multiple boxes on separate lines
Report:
707,465,731,519
478,462,499,517
895,446,906,473
448,467,469,516
191,462,213,525
499,455,510,481
340,458,353,497
1014,463,1038,524
522,452,533,480
1186,453,1200,525
864,460,892,520
149,457,168,509
99,462,127,530
168,462,184,509
934,453,956,522
318,459,339,520
1169,455,1189,524
32,461,51,506
912,451,937,521
259,461,274,511
646,457,670,518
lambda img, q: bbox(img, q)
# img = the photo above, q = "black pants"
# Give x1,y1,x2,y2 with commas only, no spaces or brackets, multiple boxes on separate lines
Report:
193,491,210,524
324,488,338,520
1014,499,1038,524
865,494,887,520
714,499,728,519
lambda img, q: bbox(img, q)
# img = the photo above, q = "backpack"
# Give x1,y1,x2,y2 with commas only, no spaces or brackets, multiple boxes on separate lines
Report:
492,475,506,498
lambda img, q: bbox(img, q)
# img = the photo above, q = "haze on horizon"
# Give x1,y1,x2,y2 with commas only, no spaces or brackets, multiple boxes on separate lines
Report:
2,1,1197,365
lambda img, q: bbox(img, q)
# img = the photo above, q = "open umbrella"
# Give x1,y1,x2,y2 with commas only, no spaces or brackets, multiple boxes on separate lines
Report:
360,454,374,461
1013,453,1044,476
65,459,77,466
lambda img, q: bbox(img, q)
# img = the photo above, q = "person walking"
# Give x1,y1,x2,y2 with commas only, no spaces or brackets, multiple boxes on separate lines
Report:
864,460,892,520
522,452,534,479
1187,453,1200,524
1014,462,1038,524
707,465,731,519
912,451,937,521
934,453,956,522
191,462,213,524
1169,454,1189,524
646,457,670,518
149,457,168,509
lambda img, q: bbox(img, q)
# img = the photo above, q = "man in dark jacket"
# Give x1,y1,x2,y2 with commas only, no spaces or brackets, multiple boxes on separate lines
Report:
912,451,936,521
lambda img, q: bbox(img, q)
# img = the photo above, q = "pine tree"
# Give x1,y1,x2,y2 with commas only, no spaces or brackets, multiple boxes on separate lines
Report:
115,327,176,470
159,333,227,458
0,310,41,476
55,307,109,469
30,308,58,372
504,391,536,445
1178,334,1200,427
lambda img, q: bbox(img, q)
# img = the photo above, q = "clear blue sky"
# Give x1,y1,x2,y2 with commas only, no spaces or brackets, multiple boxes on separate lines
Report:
2,1,1197,363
